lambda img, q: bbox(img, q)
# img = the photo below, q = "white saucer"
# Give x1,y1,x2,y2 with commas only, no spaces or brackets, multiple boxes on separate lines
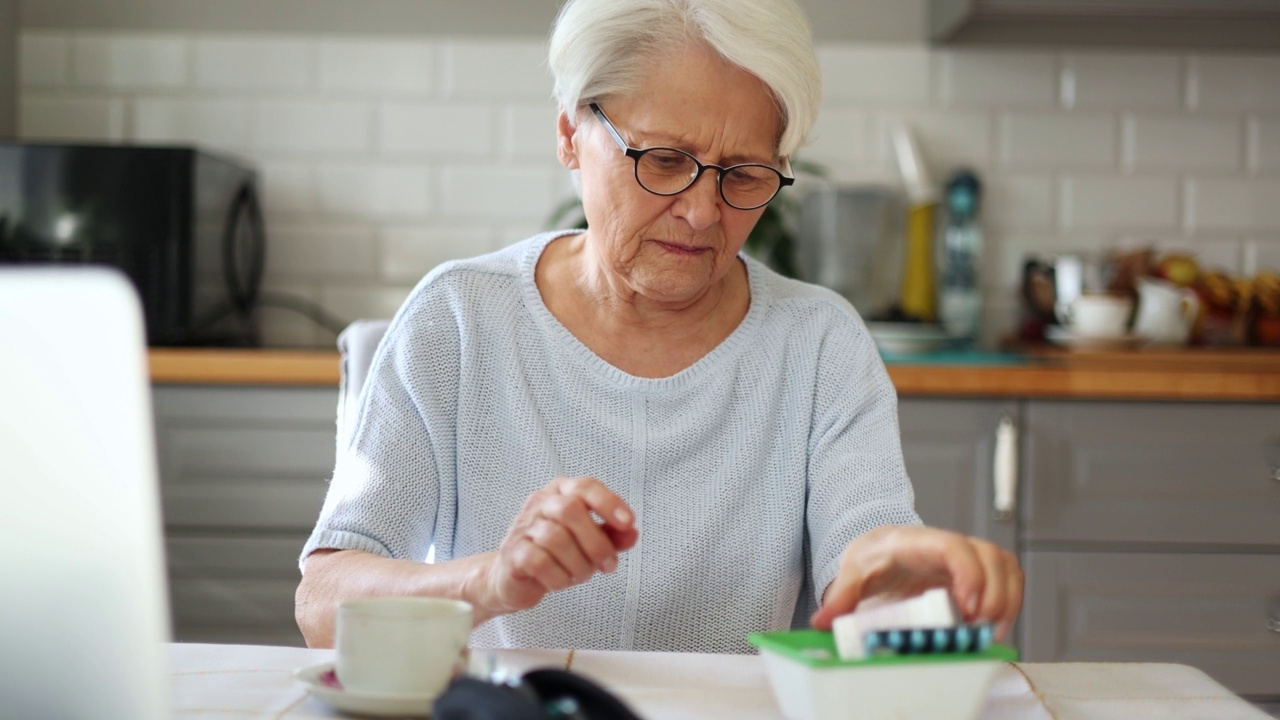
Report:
295,662,434,717
867,322,954,354
1045,326,1147,351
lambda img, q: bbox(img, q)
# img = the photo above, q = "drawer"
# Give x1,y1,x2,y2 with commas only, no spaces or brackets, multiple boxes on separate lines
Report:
154,387,337,530
1024,401,1280,546
1021,551,1280,696
166,536,308,647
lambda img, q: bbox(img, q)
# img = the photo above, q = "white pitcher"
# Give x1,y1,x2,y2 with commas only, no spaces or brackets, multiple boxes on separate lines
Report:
1133,277,1201,345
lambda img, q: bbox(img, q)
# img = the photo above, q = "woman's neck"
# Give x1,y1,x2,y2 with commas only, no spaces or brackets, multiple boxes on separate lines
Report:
537,234,751,378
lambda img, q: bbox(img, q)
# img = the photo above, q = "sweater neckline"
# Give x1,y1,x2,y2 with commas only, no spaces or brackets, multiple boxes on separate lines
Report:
518,231,770,392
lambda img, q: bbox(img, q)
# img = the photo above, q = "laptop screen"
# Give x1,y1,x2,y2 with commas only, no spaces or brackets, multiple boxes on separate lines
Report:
0,267,170,719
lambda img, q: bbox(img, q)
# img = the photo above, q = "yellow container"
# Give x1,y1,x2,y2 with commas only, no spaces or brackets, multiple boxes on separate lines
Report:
899,202,938,322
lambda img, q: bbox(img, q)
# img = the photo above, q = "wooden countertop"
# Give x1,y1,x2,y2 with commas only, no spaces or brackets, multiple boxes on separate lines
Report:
148,347,1280,402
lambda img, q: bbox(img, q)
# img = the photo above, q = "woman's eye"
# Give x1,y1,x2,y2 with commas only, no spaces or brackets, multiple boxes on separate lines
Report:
643,151,690,172
724,168,769,189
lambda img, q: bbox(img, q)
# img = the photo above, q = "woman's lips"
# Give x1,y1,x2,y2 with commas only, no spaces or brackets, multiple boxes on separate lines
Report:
654,240,709,256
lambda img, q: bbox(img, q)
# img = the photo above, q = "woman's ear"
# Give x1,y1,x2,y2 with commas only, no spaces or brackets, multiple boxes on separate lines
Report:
556,110,581,171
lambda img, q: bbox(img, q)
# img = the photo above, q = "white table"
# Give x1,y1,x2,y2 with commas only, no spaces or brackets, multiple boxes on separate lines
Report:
167,643,1271,719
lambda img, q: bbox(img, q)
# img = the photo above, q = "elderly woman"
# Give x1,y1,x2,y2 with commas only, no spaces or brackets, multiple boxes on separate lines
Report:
296,0,1022,653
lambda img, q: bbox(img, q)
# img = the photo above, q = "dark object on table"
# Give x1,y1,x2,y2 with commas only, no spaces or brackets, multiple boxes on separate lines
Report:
434,668,645,720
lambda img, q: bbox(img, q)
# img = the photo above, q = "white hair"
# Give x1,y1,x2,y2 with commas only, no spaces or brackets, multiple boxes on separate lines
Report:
548,0,821,161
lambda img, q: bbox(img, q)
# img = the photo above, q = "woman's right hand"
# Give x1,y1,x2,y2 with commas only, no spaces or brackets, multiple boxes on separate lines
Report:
474,476,638,620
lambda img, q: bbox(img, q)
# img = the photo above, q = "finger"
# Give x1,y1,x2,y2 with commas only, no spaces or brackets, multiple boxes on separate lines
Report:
937,536,986,620
525,517,595,582
555,477,634,531
537,495,620,573
809,570,868,630
969,541,1008,624
510,536,575,593
998,556,1025,641
604,524,639,553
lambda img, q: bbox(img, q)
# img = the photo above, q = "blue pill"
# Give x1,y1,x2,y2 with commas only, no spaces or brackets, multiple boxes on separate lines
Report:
932,628,950,650
886,630,903,649
978,624,994,649
955,626,973,650
909,629,926,651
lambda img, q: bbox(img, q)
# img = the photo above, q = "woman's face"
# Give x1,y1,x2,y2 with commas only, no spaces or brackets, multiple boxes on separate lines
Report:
557,43,783,307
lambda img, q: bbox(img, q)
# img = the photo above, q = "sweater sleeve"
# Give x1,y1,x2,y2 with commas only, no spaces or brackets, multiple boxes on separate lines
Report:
299,284,461,569
803,315,922,604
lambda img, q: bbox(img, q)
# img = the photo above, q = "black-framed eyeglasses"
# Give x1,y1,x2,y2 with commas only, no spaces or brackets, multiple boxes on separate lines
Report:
589,103,793,211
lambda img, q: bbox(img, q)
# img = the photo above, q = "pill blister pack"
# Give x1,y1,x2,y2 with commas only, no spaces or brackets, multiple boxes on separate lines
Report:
863,623,994,657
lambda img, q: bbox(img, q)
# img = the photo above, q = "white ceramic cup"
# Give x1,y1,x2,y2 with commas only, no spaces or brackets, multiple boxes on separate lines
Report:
335,597,473,697
1133,277,1201,345
1064,294,1134,338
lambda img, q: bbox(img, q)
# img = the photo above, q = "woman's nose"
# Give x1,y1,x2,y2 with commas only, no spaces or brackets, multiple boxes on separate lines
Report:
671,169,722,230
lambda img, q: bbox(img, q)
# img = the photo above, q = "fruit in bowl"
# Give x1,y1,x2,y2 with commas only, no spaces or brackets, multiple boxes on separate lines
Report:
1253,271,1280,346
1154,253,1201,288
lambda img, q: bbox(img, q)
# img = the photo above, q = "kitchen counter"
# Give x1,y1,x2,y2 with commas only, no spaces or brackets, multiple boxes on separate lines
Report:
148,347,1280,401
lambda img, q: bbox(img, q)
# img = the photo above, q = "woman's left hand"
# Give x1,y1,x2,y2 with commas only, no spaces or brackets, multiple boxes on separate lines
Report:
810,525,1024,640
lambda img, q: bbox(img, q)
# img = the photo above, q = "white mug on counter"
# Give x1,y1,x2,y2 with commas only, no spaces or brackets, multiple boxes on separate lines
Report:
336,597,472,698
1060,293,1134,338
1133,277,1201,346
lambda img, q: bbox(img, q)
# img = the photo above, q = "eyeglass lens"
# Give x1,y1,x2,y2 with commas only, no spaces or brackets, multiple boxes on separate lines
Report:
635,148,781,210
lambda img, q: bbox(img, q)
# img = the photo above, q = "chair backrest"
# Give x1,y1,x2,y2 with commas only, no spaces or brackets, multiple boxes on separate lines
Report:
336,318,392,443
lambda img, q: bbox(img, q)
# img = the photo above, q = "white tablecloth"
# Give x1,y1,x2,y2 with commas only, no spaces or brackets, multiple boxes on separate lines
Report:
167,643,1270,719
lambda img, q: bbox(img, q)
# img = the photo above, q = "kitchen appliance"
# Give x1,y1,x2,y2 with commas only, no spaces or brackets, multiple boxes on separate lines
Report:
796,184,904,321
0,143,265,346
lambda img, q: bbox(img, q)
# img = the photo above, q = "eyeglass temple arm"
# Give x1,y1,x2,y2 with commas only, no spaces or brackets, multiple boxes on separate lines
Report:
589,103,632,154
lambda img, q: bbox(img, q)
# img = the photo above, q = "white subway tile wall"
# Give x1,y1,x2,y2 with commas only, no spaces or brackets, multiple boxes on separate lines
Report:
1061,175,1180,231
193,37,312,91
15,32,1280,347
73,34,188,89
1061,54,1182,110
317,38,434,96
380,102,492,156
1122,115,1243,172
1253,117,1280,174
1000,112,1117,169
20,97,127,141
18,32,71,87
133,97,252,148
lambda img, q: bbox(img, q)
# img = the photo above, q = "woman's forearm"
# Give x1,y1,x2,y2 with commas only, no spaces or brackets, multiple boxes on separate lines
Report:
295,548,499,648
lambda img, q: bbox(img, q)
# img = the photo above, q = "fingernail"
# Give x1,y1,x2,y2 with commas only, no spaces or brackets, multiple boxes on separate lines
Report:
966,594,980,616
614,508,632,525
602,556,617,573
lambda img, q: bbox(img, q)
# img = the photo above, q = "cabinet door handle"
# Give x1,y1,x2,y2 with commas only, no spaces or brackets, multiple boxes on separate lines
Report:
1267,617,1280,633
1270,466,1280,482
993,414,1017,521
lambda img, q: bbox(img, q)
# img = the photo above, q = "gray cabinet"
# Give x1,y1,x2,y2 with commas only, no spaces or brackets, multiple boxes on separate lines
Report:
897,399,1020,554
154,385,338,646
1024,551,1280,697
1020,400,1280,698
1024,402,1280,547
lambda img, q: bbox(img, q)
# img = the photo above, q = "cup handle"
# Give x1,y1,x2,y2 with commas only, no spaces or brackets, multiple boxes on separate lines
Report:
1055,300,1074,327
1179,289,1202,320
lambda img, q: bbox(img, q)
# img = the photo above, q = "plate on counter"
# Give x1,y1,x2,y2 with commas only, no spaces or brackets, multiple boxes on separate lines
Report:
866,322,954,355
1045,326,1147,351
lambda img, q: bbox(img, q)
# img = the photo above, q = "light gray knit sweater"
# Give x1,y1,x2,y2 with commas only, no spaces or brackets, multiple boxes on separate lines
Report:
301,230,920,654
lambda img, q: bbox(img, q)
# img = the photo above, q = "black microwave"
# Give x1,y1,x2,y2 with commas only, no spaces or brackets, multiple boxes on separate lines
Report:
0,143,266,346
